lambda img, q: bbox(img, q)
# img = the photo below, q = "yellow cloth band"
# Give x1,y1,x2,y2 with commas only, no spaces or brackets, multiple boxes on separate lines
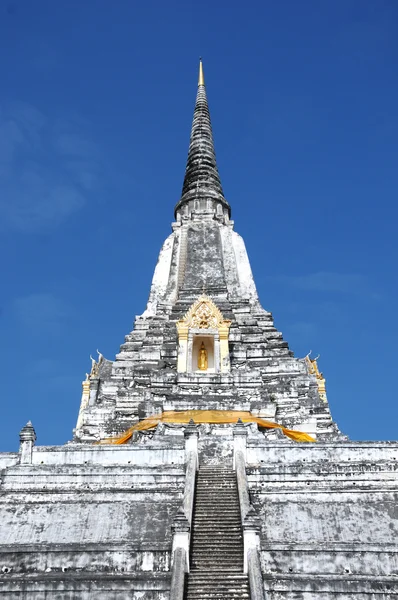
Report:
97,410,316,444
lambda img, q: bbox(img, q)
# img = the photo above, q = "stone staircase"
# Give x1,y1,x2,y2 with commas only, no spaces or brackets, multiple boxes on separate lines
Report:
185,464,250,599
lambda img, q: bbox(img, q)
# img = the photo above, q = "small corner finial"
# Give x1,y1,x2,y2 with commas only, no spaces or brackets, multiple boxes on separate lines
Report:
198,58,205,87
19,421,36,443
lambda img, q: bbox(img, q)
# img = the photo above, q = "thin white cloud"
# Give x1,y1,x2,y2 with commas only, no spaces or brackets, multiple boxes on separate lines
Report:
14,293,71,335
54,133,98,159
0,102,100,232
288,321,317,337
268,272,370,295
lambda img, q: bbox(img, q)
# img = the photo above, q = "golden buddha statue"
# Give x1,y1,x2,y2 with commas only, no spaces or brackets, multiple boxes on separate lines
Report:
198,342,208,371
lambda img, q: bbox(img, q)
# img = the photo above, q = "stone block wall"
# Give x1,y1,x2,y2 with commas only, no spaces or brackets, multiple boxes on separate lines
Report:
246,440,398,599
0,444,186,599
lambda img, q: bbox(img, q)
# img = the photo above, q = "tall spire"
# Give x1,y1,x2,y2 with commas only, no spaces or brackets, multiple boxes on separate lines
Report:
175,59,230,219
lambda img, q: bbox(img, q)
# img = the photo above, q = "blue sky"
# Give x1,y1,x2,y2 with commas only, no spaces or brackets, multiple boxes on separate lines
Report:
1,0,397,450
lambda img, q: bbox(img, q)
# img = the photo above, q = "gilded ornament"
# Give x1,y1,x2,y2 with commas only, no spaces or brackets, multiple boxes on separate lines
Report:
305,353,327,403
198,342,208,371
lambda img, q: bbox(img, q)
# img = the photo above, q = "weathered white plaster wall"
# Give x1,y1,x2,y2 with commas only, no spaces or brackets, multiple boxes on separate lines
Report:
0,446,186,599
143,233,175,316
245,440,398,599
230,230,259,302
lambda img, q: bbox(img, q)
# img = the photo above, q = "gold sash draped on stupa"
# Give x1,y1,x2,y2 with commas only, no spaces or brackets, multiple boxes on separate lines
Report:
97,410,316,444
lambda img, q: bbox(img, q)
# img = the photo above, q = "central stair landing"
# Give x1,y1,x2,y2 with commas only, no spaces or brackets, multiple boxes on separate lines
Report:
186,465,250,599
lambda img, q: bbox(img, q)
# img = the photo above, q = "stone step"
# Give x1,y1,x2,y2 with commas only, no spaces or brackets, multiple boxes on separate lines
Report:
196,479,237,482
193,511,241,517
191,567,245,572
194,510,240,524
194,493,238,498
196,487,238,492
197,476,236,479
194,494,239,499
196,488,237,492
186,595,249,600
193,507,240,512
192,525,242,531
192,540,243,545
191,551,243,555
196,480,236,483
187,590,249,595
197,474,236,477
197,474,236,476
187,592,249,596
191,558,243,563
191,532,242,538
192,525,241,530
196,503,239,507
195,485,237,489
192,555,243,560
192,518,241,524
191,543,243,548
191,545,243,551
191,565,244,569
192,539,242,545
195,491,238,495
191,553,243,558
192,525,242,530
191,552,243,557
186,596,249,600
192,528,242,534
197,471,235,474
191,556,243,562
197,479,237,483
198,471,235,475
187,584,248,590
192,523,242,528
192,535,243,548
195,494,237,498
188,565,246,580
188,574,248,581
193,510,241,515
194,506,240,510
192,546,242,552
187,588,248,592
196,483,236,487
194,506,240,511
197,472,236,476
196,477,236,480
187,580,248,584
191,562,244,569
192,540,243,544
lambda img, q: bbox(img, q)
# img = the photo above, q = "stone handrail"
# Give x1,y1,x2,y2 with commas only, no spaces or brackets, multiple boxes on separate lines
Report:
247,547,266,600
183,449,197,526
170,435,197,593
234,449,267,600
235,449,251,521
170,547,186,600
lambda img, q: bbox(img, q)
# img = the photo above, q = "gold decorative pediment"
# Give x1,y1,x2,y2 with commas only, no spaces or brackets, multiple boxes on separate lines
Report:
178,295,231,331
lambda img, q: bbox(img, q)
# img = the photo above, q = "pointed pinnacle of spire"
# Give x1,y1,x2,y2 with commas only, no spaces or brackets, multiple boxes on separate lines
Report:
174,61,231,219
198,58,205,87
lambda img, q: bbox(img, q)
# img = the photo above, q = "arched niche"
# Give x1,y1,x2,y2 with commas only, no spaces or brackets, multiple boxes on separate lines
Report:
176,295,231,374
191,334,215,373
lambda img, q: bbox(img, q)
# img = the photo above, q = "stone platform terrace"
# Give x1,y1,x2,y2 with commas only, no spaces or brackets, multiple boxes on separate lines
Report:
0,428,397,599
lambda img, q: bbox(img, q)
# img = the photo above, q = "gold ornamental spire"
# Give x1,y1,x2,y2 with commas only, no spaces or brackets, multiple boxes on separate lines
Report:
198,58,205,86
